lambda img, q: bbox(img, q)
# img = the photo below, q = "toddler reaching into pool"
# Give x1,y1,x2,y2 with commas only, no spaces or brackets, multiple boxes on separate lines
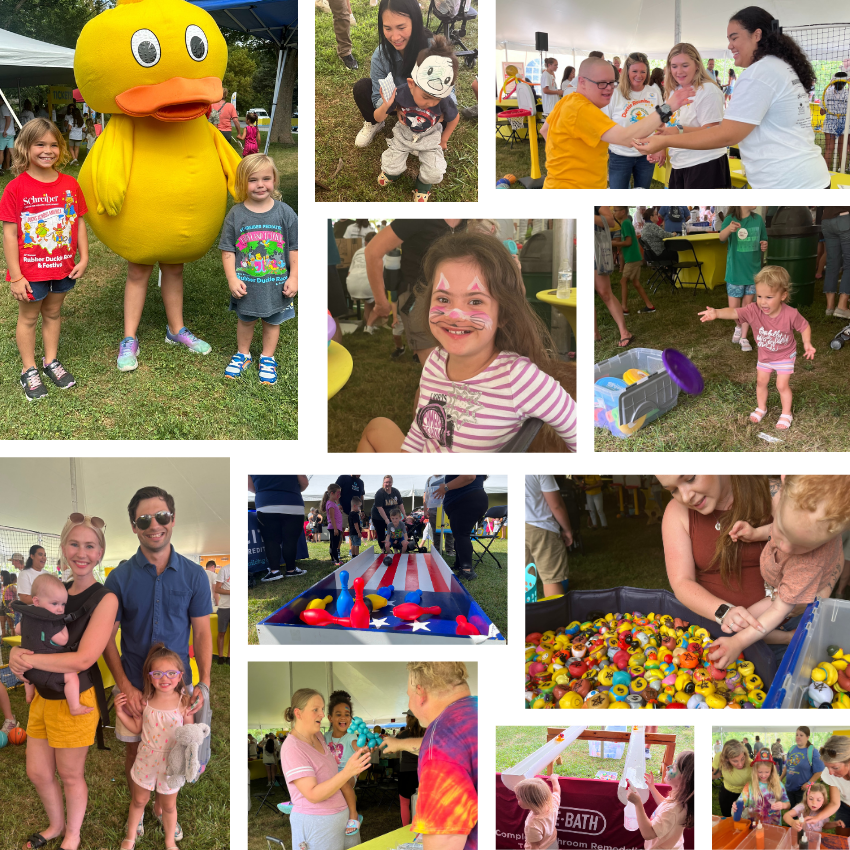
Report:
708,475,849,671
514,774,560,850
783,782,846,833
357,232,578,452
699,265,814,430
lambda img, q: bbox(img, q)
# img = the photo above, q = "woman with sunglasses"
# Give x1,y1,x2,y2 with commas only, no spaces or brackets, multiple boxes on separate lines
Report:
9,513,118,850
605,52,666,189
803,736,850,830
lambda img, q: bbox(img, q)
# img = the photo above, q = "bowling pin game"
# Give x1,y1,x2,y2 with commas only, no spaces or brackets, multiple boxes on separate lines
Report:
256,546,505,645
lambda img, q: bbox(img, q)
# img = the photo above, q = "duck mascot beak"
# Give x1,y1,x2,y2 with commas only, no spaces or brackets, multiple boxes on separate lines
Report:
115,76,222,121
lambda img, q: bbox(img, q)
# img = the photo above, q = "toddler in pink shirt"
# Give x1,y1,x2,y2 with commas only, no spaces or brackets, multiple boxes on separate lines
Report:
514,774,560,850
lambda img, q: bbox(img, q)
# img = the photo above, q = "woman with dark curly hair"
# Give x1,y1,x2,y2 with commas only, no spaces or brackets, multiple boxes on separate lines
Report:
635,6,830,189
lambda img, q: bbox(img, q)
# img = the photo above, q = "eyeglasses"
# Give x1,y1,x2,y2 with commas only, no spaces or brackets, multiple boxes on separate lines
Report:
580,76,618,90
148,670,182,680
69,513,106,529
133,511,174,530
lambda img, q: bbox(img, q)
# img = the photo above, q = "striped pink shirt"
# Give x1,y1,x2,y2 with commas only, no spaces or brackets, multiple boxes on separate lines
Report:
401,349,577,453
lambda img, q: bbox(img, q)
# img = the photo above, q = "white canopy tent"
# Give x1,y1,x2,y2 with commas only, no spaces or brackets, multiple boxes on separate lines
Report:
0,458,230,566
248,662,479,729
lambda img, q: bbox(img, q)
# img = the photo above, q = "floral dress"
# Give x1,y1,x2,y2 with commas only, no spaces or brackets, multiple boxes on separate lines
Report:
131,704,185,793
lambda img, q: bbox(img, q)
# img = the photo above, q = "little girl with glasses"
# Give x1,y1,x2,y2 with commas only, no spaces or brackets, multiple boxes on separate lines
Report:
115,643,200,850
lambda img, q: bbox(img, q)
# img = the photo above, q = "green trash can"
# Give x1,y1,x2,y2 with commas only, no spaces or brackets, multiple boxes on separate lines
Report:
765,207,820,308
519,230,553,326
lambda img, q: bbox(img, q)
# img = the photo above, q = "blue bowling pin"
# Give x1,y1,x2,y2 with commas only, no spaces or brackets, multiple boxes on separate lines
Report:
337,570,354,617
404,589,422,605
377,584,394,600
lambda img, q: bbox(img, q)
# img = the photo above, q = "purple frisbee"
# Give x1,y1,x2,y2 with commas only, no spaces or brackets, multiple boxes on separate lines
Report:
662,348,704,395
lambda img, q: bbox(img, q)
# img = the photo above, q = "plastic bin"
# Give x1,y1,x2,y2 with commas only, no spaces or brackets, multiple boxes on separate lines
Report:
764,597,850,708
736,825,788,850
779,828,821,850
588,726,627,758
526,588,778,698
594,348,680,438
713,817,752,850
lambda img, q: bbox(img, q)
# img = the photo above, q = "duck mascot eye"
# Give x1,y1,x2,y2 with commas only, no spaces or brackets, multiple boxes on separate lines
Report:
74,0,241,265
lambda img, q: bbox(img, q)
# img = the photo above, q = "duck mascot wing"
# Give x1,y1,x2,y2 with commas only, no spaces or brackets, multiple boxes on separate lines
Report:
75,0,242,266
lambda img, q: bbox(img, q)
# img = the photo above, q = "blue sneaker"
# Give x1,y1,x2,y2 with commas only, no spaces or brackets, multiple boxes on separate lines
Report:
258,356,278,385
224,352,252,379
117,336,139,372
165,326,211,355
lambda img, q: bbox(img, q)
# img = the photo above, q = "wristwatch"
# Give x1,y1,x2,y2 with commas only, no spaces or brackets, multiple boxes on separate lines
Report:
715,604,732,625
655,103,673,122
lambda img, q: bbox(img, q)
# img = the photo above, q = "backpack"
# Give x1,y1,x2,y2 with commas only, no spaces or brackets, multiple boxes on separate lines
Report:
668,206,683,223
208,101,222,125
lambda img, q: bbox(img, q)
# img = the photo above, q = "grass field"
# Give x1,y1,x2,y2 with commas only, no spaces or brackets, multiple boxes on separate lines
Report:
593,264,850,452
0,661,230,850
248,538,507,644
315,0,478,202
0,141,298,440
495,726,695,778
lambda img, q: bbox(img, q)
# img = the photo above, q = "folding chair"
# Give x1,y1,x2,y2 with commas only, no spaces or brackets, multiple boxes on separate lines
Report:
471,506,507,569
426,0,477,67
662,238,708,295
252,777,286,818
266,838,286,850
639,236,679,294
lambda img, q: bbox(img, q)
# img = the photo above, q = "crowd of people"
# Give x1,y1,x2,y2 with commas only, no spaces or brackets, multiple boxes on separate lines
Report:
0,486,225,850
535,6,837,188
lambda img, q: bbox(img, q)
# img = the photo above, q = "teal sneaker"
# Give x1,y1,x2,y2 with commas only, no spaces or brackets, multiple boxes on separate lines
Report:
117,337,139,372
165,326,211,355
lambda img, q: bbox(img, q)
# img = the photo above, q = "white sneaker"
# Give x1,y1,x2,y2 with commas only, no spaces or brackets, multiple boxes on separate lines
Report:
355,120,385,148
1,717,18,734
826,308,835,316
835,307,850,319
732,326,742,344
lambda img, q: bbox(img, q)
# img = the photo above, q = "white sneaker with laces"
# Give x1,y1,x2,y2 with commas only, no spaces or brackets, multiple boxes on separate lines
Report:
355,120,384,148
1,717,18,734
732,326,742,344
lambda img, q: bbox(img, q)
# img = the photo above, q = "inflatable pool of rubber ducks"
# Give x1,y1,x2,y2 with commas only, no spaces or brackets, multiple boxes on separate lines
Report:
525,611,773,710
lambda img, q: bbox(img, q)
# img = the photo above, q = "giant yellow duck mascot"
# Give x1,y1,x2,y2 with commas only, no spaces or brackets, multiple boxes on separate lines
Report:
75,0,241,266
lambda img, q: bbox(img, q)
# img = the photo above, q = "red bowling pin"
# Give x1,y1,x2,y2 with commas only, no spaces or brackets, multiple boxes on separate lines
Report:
349,576,371,629
393,602,441,621
455,615,480,635
300,609,352,627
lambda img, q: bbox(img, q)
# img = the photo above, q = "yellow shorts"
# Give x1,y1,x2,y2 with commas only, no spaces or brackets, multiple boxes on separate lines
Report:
27,687,100,749
525,523,568,583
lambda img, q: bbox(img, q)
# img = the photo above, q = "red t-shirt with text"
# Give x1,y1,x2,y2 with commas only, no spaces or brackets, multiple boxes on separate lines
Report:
0,171,87,282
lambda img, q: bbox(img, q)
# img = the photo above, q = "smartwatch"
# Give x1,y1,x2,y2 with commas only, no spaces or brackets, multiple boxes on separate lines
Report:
715,604,732,625
655,103,673,122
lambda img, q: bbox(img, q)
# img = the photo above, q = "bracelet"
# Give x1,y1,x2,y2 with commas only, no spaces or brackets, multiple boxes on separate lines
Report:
9,274,23,283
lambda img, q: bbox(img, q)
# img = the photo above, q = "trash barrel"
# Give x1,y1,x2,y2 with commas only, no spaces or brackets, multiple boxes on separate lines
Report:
765,207,820,308
519,229,553,326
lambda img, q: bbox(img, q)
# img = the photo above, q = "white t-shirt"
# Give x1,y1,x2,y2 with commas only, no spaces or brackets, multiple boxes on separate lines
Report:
0,103,15,137
17,567,42,598
724,55,830,189
216,564,230,609
345,247,372,301
604,85,664,157
540,70,561,116
342,223,375,241
561,79,575,96
669,82,726,170
69,124,84,141
20,109,35,126
206,569,218,608
821,767,850,806
525,475,561,534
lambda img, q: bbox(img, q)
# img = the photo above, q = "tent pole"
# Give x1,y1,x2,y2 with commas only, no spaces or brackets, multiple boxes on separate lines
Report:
0,87,22,130
264,47,286,155
69,458,78,514
840,105,850,176
674,0,681,45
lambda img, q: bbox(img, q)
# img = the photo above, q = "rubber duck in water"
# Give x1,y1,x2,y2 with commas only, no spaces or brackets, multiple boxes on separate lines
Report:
74,0,241,265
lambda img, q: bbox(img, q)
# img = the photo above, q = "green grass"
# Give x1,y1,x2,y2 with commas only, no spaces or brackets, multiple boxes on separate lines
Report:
315,0,478,202
593,264,850,452
248,539,507,644
328,325,421,452
496,726,695,779
1,661,230,850
0,142,298,440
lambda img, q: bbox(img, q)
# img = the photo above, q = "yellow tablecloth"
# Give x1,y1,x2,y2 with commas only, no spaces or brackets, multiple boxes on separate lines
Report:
359,825,419,849
249,758,268,780
328,341,353,399
535,289,577,340
663,232,727,289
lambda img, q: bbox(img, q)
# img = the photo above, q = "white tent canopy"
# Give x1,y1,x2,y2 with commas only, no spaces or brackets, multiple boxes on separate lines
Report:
496,1,845,59
0,458,229,565
249,662,479,728
0,27,75,87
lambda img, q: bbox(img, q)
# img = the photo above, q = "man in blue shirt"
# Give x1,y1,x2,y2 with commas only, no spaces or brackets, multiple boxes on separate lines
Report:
658,206,688,233
104,485,212,839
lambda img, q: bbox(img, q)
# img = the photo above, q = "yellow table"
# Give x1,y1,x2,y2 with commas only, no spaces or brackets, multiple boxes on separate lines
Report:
663,232,727,289
328,341,353,399
249,758,268,781
359,826,419,849
535,289,577,340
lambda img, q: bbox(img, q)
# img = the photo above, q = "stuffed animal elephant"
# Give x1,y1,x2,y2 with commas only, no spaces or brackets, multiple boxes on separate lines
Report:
166,723,211,791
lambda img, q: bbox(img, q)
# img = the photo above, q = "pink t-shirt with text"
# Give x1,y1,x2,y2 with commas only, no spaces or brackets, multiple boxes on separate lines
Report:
278,732,348,815
736,302,809,362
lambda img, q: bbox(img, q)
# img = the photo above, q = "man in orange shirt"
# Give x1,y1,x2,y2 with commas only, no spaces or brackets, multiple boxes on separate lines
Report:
541,57,694,189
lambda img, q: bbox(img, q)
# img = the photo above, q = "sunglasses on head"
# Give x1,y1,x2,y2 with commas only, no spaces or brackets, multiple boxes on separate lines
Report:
68,512,106,529
132,511,174,530
820,746,840,758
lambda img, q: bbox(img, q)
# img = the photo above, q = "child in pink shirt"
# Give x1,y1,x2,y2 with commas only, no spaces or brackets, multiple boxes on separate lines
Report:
514,774,560,850
700,265,814,431
323,483,345,567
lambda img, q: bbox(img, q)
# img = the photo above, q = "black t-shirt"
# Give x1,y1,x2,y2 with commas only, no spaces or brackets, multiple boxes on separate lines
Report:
348,510,362,536
335,475,364,514
390,220,466,294
372,487,403,521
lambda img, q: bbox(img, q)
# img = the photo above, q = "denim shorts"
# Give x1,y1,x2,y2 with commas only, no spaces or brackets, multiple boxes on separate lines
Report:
235,303,295,326
349,534,361,547
28,276,76,302
726,282,756,299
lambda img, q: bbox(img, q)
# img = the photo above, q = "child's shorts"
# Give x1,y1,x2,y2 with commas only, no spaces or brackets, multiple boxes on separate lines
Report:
234,303,295,325
27,276,76,302
525,523,568,583
349,534,361,547
726,282,756,299
217,606,230,633
27,687,99,748
757,356,795,375
0,134,14,150
621,260,642,282
389,539,405,552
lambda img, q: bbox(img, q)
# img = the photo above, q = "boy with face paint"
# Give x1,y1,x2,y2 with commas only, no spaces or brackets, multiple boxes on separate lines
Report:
373,35,460,201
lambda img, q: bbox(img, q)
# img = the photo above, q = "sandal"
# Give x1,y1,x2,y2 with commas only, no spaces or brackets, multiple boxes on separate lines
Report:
24,834,61,850
776,413,793,431
119,841,135,850
617,334,635,348
749,408,767,424
345,817,362,835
